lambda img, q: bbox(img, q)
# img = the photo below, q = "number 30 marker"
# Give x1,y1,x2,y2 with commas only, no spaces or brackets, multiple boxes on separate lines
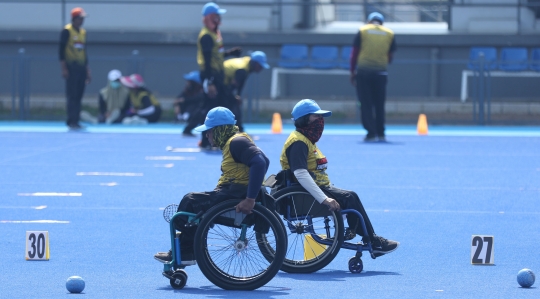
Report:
26,231,49,261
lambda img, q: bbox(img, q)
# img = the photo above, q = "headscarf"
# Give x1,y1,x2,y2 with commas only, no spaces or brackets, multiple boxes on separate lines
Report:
212,124,239,149
296,117,325,144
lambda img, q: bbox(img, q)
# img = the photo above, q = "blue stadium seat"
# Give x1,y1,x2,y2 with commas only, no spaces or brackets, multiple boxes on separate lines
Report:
339,46,352,69
499,47,528,72
467,47,497,70
309,46,338,69
278,44,309,68
530,48,540,72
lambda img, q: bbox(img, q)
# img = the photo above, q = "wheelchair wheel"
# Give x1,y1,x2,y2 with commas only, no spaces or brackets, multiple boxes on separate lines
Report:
194,199,286,290
257,186,344,273
169,270,188,289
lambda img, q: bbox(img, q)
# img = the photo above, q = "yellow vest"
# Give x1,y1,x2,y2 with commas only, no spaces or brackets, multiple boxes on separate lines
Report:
356,24,394,70
217,133,253,187
197,27,224,74
280,131,330,187
223,57,251,86
129,90,160,109
64,24,86,65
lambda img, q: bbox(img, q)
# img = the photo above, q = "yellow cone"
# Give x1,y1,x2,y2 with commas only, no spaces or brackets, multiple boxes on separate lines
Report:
271,112,282,134
417,114,428,135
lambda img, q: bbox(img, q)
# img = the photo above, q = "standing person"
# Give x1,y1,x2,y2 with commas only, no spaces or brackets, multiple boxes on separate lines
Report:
120,74,162,124
154,107,270,264
350,12,396,142
223,51,270,132
280,99,399,257
59,7,91,130
197,2,241,146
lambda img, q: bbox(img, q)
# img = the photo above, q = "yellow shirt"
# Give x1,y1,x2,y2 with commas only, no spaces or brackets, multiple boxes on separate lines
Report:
64,24,86,65
356,24,394,70
217,133,253,187
223,57,251,86
280,131,330,187
197,27,224,74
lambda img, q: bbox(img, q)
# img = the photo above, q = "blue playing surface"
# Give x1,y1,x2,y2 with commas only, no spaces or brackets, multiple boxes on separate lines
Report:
0,122,539,298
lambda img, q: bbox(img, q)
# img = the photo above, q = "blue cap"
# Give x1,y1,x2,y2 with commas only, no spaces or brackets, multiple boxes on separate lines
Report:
250,51,270,69
194,107,236,132
291,99,332,121
367,12,384,23
202,2,226,16
183,71,201,84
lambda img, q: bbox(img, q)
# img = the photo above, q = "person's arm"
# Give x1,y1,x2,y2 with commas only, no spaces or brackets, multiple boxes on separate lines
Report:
98,93,106,115
200,34,214,80
137,94,156,116
230,137,269,214
59,29,69,79
287,141,340,210
234,69,248,96
388,37,397,64
349,32,361,86
224,47,242,58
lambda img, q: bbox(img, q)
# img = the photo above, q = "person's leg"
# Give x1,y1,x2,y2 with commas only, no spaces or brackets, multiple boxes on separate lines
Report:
356,70,376,139
322,186,375,242
373,71,388,138
65,66,77,126
72,65,87,126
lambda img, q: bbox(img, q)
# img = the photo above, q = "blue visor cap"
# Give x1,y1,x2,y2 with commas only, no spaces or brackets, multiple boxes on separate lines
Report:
250,51,270,69
194,107,236,132
291,99,332,121
183,71,201,84
202,2,226,16
367,12,384,23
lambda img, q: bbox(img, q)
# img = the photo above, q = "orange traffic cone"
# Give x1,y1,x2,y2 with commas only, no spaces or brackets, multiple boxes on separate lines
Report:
417,114,428,135
271,113,282,134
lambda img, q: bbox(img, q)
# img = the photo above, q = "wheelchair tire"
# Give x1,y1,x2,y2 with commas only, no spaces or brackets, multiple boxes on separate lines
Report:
257,186,344,273
194,199,286,290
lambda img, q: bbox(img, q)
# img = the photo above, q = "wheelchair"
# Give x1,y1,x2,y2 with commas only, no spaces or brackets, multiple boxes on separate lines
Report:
160,194,287,290
257,170,376,274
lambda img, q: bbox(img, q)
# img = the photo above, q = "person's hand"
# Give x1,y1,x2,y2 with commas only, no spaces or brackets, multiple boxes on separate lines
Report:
61,67,69,79
349,73,356,87
228,47,242,57
206,84,218,99
235,198,256,214
85,70,92,84
322,198,340,211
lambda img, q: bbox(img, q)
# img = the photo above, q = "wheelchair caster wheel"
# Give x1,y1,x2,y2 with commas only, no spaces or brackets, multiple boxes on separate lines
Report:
170,269,188,289
348,257,363,273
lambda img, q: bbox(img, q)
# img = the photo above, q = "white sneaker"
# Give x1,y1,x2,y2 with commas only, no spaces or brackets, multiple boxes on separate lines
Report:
131,115,148,125
106,109,120,125
122,116,133,125
80,111,98,124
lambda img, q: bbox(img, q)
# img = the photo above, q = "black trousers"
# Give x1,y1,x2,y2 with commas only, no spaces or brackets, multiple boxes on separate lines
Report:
65,64,87,126
321,185,376,242
173,184,248,249
224,92,244,132
355,69,388,138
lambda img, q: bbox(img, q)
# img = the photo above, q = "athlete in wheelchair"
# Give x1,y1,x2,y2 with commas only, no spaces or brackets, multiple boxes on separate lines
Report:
154,107,286,290
261,99,398,274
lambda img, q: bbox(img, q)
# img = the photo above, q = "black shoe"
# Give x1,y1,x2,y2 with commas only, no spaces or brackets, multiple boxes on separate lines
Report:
371,235,399,256
68,123,85,130
378,135,386,142
154,250,172,263
344,227,356,241
182,132,195,137
363,134,377,142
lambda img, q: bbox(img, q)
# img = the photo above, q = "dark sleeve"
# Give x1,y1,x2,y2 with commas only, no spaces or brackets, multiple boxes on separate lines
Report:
350,32,361,73
200,34,214,80
140,95,152,108
121,95,131,114
285,141,308,172
234,69,248,96
229,137,269,199
98,93,106,114
59,29,69,61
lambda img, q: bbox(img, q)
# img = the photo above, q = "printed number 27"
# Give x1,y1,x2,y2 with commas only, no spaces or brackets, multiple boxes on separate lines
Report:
472,236,493,264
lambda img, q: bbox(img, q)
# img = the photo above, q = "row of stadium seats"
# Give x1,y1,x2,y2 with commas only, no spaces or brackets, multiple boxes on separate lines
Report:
468,47,540,72
278,44,352,70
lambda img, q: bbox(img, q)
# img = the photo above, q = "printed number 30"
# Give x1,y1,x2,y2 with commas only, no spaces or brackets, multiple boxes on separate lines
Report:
472,236,493,264
28,233,46,259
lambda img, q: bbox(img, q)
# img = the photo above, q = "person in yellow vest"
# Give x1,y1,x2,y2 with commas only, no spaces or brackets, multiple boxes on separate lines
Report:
280,99,399,257
59,7,91,130
223,51,270,132
120,74,162,124
349,12,396,142
154,107,270,264
198,2,242,105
